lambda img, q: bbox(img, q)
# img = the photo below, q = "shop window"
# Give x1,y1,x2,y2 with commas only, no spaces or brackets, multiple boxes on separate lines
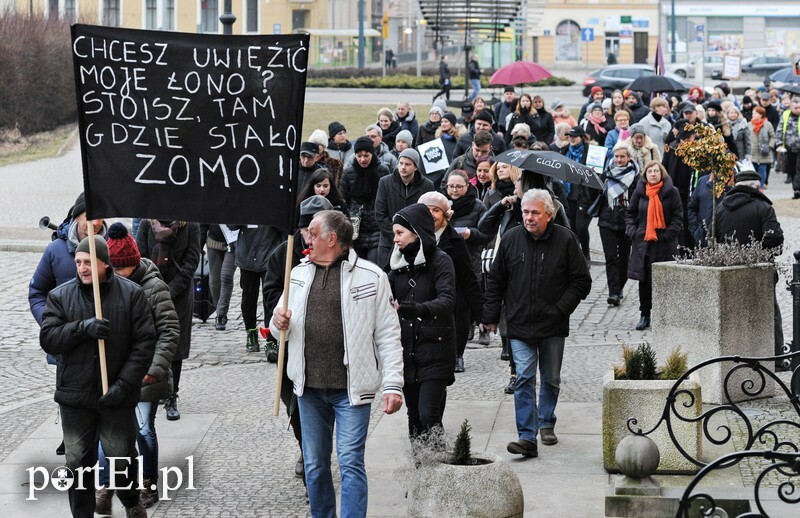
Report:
605,33,620,60
201,0,219,33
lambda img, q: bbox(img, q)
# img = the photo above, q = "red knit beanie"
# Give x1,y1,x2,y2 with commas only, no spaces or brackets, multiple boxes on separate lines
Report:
106,222,141,268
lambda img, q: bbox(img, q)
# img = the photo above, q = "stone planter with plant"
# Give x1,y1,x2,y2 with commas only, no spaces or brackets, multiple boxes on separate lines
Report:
602,343,703,474
406,420,525,517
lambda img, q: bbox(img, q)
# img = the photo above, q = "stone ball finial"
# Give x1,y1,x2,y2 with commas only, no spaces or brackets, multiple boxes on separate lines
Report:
615,435,660,479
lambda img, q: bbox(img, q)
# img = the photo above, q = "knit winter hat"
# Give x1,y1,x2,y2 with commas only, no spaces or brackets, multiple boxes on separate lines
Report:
76,235,110,264
106,222,140,268
550,97,564,110
71,192,86,218
395,130,414,146
590,86,603,97
399,148,420,170
308,129,328,148
474,110,494,124
442,112,457,127
629,124,646,136
706,101,722,112
298,195,334,229
602,98,612,111
353,136,374,154
429,106,444,116
328,121,346,137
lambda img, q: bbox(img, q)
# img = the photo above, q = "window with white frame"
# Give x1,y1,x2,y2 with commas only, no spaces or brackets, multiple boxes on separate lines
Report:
246,0,258,33
103,0,121,27
165,0,175,30
64,0,77,20
145,0,158,29
200,0,219,33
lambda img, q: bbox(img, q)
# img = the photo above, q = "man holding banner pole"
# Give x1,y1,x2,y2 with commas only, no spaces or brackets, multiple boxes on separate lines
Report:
40,235,156,517
271,210,403,517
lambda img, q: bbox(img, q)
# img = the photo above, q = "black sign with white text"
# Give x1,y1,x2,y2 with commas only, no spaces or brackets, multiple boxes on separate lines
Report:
71,24,309,232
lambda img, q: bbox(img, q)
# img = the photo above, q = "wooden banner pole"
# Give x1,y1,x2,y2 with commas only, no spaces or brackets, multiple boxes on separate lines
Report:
86,222,109,394
273,234,295,416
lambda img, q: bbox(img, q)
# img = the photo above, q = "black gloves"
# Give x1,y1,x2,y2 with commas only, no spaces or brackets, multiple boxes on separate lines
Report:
397,302,426,320
98,379,132,408
79,318,110,340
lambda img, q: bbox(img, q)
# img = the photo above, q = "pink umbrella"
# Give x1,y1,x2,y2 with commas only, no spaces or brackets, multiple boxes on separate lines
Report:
489,61,553,86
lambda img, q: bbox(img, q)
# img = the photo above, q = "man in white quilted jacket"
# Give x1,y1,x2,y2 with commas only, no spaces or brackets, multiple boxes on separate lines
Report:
271,210,403,518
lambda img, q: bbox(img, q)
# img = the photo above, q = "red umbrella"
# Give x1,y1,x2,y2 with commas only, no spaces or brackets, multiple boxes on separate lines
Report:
489,61,553,86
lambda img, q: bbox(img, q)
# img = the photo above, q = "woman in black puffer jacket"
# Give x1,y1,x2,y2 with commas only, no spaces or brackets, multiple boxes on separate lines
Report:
388,203,456,440
340,136,390,263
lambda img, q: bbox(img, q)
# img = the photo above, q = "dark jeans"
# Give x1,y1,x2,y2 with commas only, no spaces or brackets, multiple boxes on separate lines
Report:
638,255,653,317
576,208,592,261
60,405,140,517
98,401,159,485
599,226,631,297
207,247,236,319
353,245,379,265
240,268,268,330
403,380,448,438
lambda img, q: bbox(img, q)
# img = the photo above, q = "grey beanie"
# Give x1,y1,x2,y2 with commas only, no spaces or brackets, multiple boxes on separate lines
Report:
76,235,110,265
629,123,646,136
399,148,420,170
395,129,414,146
298,195,334,229
550,97,564,110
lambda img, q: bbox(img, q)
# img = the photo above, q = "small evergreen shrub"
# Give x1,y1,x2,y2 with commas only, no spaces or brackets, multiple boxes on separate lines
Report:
451,419,472,466
659,347,689,381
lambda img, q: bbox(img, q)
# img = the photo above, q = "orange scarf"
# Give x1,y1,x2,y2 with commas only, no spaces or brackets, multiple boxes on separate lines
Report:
644,181,666,242
751,118,766,134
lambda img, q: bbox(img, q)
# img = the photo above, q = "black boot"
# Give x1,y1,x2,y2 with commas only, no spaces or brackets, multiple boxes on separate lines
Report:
214,315,227,331
500,335,509,361
635,315,651,331
246,329,260,352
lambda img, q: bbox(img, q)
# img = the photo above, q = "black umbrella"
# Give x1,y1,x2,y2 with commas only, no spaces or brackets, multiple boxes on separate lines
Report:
778,84,800,96
626,75,688,93
494,150,604,190
770,67,800,84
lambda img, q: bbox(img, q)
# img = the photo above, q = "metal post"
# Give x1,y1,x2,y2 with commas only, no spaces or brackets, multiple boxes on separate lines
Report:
220,0,236,35
416,22,422,77
670,0,676,63
357,0,365,70
790,251,800,395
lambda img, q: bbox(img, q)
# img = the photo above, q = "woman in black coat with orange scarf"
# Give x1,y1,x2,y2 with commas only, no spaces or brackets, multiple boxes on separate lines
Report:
625,160,683,331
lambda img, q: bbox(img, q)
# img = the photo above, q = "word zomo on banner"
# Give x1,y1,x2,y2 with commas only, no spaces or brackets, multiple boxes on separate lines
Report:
71,24,309,232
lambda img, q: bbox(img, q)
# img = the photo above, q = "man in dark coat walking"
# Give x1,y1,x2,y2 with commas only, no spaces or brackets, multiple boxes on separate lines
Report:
714,168,785,361
40,235,156,517
482,189,592,458
375,149,435,268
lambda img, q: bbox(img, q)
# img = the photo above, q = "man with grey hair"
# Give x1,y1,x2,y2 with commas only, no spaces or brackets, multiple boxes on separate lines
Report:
714,168,785,364
482,188,591,458
360,124,398,171
270,210,403,516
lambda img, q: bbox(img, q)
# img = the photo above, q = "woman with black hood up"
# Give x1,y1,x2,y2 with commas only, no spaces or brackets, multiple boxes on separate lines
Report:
388,203,456,440
340,136,390,263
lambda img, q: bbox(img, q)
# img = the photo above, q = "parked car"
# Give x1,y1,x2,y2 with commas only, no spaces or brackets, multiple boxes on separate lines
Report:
711,55,791,79
582,65,692,97
666,55,723,78
582,65,656,97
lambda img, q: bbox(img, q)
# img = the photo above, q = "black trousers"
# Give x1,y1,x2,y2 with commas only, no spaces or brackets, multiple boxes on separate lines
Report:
433,83,451,101
786,150,798,182
403,380,448,439
567,201,592,260
172,359,182,395
638,255,654,317
60,405,140,517
599,226,631,297
240,268,268,330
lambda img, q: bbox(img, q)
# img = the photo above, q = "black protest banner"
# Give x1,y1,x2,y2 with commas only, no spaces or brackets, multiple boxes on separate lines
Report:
71,24,308,232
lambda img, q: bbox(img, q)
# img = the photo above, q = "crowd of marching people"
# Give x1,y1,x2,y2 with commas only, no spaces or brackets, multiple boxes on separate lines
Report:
30,77,791,517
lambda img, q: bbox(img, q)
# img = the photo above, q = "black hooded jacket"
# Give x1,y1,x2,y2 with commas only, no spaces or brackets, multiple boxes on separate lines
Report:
40,270,156,409
714,185,784,253
340,150,391,250
388,204,456,385
375,170,435,267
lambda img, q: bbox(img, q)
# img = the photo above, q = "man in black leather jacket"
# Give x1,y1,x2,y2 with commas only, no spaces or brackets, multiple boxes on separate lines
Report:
40,235,156,517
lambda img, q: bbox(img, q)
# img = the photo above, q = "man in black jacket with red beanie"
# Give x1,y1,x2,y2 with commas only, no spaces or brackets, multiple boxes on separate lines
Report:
40,235,156,517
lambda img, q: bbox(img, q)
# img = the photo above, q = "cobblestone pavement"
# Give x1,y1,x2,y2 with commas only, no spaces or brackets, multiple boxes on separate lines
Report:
2,142,800,515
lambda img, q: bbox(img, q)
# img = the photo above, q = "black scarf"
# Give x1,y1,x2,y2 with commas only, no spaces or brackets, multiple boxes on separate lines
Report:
349,155,383,200
450,190,476,220
495,180,516,197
